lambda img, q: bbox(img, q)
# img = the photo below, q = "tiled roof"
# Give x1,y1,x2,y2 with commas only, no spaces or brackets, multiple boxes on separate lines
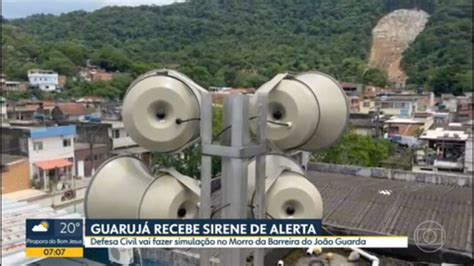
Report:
307,171,472,255
34,158,72,170
56,103,88,115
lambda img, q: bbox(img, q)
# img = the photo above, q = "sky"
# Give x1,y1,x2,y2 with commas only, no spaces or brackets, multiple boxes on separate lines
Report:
2,0,184,19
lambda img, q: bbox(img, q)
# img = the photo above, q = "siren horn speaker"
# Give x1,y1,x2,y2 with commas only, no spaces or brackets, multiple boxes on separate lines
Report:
251,71,349,151
85,156,200,219
122,69,207,153
247,154,323,219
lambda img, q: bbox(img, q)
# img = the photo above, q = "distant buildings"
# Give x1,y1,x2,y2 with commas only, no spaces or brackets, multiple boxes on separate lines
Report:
1,73,28,94
7,100,55,121
456,94,474,122
384,117,431,146
79,67,113,82
27,69,60,92
414,123,472,174
1,124,76,191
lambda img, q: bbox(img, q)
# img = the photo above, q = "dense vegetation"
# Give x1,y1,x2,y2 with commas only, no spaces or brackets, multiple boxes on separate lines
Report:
1,0,472,98
402,0,473,94
313,130,394,167
2,0,386,90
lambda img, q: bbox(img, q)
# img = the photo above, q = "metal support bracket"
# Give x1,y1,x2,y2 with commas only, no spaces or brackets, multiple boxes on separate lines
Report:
202,144,267,158
157,168,201,196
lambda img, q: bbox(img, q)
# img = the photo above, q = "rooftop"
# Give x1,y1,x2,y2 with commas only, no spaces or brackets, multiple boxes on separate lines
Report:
385,117,426,124
55,103,88,116
306,170,472,256
27,69,57,75
420,126,470,141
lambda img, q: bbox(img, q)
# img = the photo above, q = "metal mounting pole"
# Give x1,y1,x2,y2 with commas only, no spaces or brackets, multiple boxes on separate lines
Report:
200,93,267,266
200,93,213,266
253,94,268,266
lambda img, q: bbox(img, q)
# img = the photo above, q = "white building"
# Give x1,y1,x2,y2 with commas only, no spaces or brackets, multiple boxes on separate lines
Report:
102,120,136,149
27,69,59,92
414,124,470,173
2,125,76,191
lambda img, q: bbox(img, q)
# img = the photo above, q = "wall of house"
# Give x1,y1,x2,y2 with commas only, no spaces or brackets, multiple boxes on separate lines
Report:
1,102,6,120
359,100,376,114
387,123,422,136
109,127,135,149
74,146,109,177
1,160,31,193
379,101,414,117
353,127,373,136
28,72,59,92
464,137,473,173
28,135,75,179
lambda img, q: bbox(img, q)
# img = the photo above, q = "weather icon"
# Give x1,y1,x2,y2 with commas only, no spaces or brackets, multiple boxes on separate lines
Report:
32,221,49,232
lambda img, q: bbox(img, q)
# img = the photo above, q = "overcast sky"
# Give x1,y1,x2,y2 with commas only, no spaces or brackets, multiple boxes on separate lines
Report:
2,0,184,19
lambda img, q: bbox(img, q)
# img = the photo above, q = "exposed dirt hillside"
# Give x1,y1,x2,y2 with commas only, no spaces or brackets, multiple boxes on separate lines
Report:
369,9,429,87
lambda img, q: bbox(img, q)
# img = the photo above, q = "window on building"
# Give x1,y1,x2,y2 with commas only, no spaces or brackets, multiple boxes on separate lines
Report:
93,155,98,161
363,102,370,107
112,129,120,138
63,138,71,147
33,141,43,151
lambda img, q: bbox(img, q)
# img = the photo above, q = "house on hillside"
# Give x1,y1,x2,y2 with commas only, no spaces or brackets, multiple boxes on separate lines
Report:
7,101,55,121
28,69,60,92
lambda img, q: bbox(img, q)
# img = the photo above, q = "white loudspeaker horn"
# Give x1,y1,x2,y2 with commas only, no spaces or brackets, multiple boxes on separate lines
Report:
251,71,349,151
122,69,206,153
247,154,323,219
85,156,200,219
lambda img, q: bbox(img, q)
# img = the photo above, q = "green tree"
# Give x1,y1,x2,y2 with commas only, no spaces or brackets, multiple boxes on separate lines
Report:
363,67,388,87
313,130,393,167
55,41,87,65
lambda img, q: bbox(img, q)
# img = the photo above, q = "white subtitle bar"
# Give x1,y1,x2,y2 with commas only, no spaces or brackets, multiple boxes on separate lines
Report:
84,236,408,248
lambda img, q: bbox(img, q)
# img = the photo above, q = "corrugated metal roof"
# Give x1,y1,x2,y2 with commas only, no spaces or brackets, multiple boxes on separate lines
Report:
307,171,472,254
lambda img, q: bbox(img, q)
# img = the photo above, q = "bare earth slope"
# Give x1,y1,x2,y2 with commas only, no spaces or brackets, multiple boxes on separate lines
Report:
369,9,429,87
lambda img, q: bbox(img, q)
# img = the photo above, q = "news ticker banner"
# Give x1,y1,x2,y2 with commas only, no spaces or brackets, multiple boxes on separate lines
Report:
26,219,408,257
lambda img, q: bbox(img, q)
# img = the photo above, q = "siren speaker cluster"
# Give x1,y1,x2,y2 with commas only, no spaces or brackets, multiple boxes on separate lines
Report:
85,156,200,219
247,154,323,219
251,71,349,151
122,69,207,153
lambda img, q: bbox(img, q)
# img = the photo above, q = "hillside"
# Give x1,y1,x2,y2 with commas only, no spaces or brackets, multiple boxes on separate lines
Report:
402,0,473,94
369,9,429,88
1,0,472,96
